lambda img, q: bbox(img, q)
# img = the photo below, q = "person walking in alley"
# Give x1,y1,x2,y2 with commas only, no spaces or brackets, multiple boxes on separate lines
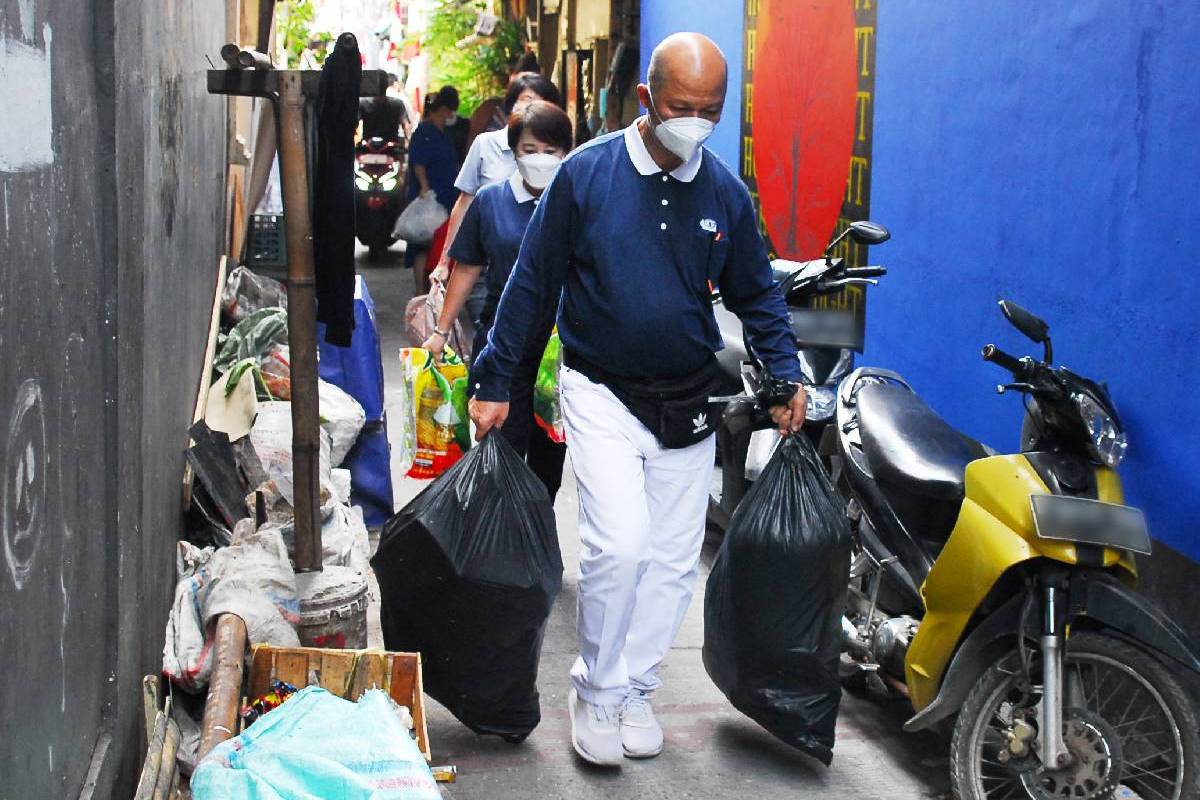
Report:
421,100,573,501
430,73,565,325
405,86,461,291
469,33,807,766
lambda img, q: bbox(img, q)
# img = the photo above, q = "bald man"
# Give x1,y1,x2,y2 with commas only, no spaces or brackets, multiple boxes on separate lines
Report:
470,33,807,766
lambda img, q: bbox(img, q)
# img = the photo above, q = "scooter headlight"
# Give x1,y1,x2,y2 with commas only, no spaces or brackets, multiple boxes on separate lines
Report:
380,174,398,191
354,175,371,191
1075,392,1127,468
804,384,837,423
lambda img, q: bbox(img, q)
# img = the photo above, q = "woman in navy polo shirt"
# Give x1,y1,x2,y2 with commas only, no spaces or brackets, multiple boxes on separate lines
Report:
422,100,573,499
404,86,461,281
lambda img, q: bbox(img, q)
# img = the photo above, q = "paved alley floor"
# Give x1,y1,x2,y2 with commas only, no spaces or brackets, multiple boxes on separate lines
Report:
357,246,953,799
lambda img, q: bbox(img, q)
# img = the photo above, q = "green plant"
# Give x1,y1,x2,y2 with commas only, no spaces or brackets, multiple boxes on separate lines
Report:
276,0,332,68
416,1,525,116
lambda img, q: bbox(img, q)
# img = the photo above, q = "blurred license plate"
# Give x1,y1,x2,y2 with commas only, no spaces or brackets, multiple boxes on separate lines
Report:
1030,494,1151,555
360,154,391,164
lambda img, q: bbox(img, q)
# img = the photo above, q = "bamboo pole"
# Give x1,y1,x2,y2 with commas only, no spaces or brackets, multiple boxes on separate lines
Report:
276,70,323,573
198,614,249,759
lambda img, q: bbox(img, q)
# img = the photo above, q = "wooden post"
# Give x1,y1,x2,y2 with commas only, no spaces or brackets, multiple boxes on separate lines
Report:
198,614,248,759
276,71,323,573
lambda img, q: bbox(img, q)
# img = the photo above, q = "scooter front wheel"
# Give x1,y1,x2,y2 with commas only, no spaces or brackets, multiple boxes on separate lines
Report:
949,631,1199,800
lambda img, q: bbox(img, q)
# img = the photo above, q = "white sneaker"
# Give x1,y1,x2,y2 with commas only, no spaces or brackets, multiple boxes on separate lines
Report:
568,688,622,766
619,689,664,758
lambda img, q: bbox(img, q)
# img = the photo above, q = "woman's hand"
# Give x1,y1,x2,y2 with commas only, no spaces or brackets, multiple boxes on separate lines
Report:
421,330,447,356
430,259,451,283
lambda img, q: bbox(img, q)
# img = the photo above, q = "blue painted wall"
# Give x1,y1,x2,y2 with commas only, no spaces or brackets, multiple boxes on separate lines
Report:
636,0,1199,573
638,4,743,166
867,2,1200,563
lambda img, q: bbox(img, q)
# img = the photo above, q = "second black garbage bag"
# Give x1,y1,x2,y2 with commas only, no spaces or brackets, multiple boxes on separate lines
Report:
703,434,852,765
371,432,562,742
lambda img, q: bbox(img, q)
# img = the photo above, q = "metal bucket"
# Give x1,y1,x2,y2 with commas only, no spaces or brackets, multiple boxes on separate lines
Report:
295,565,369,649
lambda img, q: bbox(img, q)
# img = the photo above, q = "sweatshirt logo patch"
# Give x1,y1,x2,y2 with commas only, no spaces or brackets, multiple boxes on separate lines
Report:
699,218,717,233
692,412,709,434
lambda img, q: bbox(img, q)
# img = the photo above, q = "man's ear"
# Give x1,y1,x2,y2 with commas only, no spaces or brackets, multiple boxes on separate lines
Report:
635,83,652,113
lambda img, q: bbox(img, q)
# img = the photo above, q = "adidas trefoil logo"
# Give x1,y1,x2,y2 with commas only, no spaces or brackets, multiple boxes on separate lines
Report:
692,412,708,434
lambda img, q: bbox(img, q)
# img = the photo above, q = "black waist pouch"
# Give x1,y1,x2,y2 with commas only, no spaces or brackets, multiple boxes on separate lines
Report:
565,352,722,448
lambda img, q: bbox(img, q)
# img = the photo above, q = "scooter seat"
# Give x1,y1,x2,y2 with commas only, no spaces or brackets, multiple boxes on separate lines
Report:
857,383,988,502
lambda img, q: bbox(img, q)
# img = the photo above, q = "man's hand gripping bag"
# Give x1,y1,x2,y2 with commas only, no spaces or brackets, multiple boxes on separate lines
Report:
371,433,563,742
702,434,851,765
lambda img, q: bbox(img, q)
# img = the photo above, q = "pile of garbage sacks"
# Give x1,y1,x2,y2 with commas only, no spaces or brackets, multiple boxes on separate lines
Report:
164,266,377,780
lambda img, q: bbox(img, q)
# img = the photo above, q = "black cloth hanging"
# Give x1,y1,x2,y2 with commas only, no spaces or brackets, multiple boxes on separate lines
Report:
313,32,362,347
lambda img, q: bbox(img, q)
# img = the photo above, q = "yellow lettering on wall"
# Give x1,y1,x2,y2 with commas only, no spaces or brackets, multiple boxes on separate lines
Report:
855,0,872,10
855,27,875,78
744,83,754,122
746,29,757,72
743,136,756,179
747,0,760,18
845,155,869,205
856,91,872,142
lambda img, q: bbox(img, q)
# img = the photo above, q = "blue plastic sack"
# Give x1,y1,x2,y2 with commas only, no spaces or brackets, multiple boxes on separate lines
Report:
343,419,394,527
191,686,438,800
319,276,385,422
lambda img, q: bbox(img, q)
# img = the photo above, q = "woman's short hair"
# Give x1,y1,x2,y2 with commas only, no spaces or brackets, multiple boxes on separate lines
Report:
507,100,573,153
425,85,459,114
503,73,563,114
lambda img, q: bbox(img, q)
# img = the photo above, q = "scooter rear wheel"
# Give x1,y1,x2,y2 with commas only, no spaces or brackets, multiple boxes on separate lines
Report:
949,631,1200,800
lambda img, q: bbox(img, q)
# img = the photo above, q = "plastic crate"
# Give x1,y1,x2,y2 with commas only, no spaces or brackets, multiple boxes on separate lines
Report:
246,214,288,279
247,645,431,761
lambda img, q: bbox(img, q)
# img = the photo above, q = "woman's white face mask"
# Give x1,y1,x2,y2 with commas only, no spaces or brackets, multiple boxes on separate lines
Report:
517,152,563,190
647,90,715,162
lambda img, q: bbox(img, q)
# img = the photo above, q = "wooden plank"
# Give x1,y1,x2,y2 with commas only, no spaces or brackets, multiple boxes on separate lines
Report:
247,643,275,698
389,653,429,760
319,651,356,696
349,652,388,699
142,675,162,745
206,69,389,100
182,255,230,510
274,650,309,688
133,706,168,800
152,719,181,800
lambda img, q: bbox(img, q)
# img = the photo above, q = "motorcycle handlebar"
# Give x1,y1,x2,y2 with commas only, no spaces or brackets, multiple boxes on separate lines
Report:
842,266,887,278
981,344,1026,376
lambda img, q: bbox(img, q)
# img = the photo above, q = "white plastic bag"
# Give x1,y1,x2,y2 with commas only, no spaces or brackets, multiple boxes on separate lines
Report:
392,192,448,245
163,522,300,692
250,402,333,507
318,379,366,466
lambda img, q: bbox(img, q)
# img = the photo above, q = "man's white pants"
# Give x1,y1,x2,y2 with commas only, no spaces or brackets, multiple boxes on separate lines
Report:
560,366,715,707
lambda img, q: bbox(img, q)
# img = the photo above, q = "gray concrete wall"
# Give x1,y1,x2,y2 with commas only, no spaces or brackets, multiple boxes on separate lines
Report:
0,0,226,796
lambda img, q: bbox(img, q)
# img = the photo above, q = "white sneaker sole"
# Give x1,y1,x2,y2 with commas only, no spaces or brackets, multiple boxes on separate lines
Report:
568,689,622,767
622,741,664,759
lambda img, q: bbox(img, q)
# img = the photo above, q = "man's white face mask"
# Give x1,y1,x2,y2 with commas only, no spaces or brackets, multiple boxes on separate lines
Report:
647,89,715,162
517,152,563,190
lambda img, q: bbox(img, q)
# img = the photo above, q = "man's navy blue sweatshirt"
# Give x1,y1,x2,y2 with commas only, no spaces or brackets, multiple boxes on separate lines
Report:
471,119,802,402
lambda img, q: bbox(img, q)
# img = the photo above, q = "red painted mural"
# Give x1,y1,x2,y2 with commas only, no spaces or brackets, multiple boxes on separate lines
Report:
751,0,858,260
741,0,877,272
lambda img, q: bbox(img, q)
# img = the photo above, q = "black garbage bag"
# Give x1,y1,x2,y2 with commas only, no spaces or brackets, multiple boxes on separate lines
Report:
371,433,562,741
702,434,851,765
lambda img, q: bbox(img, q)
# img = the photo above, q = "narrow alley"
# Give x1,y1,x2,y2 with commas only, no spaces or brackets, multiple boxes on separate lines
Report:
358,246,951,799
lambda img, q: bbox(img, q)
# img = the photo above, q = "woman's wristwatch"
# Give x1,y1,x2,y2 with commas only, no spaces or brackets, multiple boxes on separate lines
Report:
432,327,449,339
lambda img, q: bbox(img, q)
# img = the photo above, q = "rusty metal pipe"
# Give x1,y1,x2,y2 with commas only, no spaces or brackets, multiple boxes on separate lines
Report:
275,71,323,573
198,614,248,759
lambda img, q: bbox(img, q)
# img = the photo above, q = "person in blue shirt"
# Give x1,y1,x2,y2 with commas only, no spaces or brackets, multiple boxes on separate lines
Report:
431,74,565,323
421,101,573,501
404,86,461,280
469,33,807,767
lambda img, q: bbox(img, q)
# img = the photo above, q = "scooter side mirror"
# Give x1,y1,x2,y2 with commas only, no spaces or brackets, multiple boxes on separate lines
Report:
847,220,891,246
999,300,1050,343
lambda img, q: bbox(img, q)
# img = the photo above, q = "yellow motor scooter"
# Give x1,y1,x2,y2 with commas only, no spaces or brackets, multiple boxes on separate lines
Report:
832,300,1200,800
